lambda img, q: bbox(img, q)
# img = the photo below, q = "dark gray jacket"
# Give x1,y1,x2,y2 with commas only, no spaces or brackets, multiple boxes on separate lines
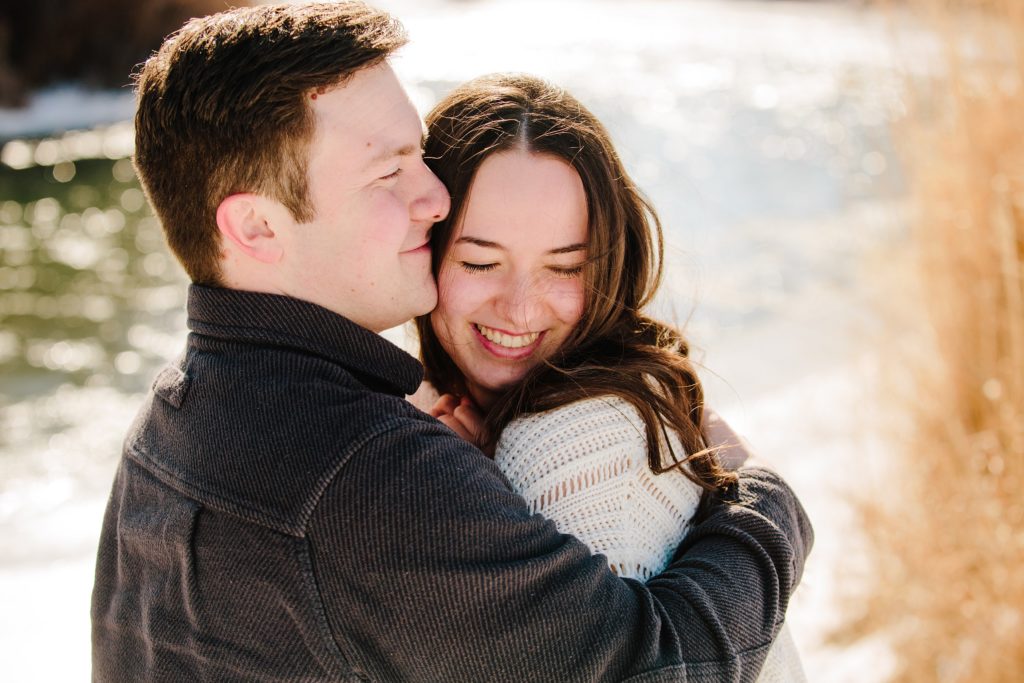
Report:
91,285,813,682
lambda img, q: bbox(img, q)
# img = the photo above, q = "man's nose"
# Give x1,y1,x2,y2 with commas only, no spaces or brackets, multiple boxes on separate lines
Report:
414,165,450,223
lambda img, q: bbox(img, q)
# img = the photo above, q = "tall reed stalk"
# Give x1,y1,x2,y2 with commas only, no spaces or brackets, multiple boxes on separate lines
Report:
840,0,1024,680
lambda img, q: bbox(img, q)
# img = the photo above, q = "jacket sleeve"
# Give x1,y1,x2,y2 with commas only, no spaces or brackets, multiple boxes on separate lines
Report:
307,416,813,683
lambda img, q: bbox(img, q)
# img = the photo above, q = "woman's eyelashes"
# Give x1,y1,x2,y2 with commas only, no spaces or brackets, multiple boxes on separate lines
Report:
457,261,585,277
379,168,401,181
459,262,498,273
550,265,584,279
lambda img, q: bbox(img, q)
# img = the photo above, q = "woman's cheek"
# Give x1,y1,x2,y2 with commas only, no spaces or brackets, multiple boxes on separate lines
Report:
436,267,487,324
553,278,586,324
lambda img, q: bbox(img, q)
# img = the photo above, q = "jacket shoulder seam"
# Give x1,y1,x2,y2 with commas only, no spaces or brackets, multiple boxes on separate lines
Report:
125,417,414,537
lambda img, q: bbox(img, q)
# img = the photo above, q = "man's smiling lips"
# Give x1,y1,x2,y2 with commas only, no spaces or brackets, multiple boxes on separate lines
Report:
401,239,431,255
472,323,544,359
401,229,432,254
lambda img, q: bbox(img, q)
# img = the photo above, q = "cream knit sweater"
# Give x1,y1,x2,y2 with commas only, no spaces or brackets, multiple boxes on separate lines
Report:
494,395,806,682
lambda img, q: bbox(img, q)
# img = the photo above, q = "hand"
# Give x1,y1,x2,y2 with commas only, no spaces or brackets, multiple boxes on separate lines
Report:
430,394,486,449
407,380,440,412
702,408,753,470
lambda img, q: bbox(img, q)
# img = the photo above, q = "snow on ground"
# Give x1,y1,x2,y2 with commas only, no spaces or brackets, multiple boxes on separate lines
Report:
0,86,135,141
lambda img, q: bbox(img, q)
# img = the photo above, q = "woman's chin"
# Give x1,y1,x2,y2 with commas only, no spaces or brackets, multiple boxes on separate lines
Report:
466,376,521,408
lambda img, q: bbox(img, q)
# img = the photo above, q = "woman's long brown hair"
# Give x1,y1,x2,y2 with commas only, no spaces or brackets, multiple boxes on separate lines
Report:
417,74,736,493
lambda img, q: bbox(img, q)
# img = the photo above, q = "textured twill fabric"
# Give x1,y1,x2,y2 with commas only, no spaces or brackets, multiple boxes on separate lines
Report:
495,396,807,682
91,285,814,682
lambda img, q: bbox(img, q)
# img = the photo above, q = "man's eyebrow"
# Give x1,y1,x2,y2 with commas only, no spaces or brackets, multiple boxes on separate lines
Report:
366,140,422,167
456,237,588,255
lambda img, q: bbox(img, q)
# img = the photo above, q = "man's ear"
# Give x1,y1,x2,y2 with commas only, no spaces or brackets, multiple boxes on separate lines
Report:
215,194,283,264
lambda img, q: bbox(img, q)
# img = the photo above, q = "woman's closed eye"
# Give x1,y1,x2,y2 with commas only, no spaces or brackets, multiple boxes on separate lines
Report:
550,264,584,279
459,261,499,273
379,168,401,181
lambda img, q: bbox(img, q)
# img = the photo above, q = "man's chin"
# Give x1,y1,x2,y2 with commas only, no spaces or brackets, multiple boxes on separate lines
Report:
414,281,439,315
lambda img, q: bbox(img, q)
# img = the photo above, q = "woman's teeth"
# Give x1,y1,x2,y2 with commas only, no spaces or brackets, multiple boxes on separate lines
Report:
475,324,540,349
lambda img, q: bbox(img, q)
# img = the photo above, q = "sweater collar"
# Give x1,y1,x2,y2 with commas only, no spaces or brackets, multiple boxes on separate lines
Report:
186,284,423,396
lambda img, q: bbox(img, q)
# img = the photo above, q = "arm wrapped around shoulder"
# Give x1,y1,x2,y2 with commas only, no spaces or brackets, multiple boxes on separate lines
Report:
717,466,813,598
662,465,814,656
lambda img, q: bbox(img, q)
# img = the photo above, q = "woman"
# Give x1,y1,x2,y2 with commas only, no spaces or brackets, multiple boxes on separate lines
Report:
415,74,804,681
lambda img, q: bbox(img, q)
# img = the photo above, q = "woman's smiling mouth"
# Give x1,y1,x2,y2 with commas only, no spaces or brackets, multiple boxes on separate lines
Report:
472,323,544,357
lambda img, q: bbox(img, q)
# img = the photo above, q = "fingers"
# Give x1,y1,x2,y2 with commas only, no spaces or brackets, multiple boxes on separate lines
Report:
433,395,486,448
437,413,474,442
703,409,741,447
702,408,753,470
702,408,734,444
452,398,483,442
430,393,460,418
716,443,751,471
429,393,487,447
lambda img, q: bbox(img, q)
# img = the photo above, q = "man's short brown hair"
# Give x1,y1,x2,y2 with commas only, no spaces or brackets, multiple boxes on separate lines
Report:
133,2,407,285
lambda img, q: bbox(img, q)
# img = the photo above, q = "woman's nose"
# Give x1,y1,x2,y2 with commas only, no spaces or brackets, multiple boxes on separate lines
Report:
494,276,545,330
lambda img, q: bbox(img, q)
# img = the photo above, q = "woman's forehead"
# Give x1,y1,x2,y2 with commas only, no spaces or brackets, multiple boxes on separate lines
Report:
457,150,589,250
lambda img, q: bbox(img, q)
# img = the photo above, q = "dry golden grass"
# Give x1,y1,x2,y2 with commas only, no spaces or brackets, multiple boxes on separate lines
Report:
837,0,1024,680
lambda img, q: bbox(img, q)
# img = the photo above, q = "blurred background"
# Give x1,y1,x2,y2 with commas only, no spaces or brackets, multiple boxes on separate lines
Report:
1,0,1020,680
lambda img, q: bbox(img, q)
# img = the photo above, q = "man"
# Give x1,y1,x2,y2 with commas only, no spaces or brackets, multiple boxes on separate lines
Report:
91,3,813,681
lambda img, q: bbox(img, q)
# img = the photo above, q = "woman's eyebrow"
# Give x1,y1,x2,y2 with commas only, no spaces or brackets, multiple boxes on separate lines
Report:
455,237,587,255
547,243,587,255
455,236,502,249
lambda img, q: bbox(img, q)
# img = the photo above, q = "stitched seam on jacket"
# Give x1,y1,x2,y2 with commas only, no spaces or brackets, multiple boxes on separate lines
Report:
293,536,370,681
126,419,409,537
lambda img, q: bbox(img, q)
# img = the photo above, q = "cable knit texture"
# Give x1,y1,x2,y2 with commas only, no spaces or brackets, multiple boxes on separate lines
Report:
496,396,807,682
496,396,701,581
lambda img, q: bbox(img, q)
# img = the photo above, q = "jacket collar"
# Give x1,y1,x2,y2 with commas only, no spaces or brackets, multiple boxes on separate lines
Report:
186,284,423,396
